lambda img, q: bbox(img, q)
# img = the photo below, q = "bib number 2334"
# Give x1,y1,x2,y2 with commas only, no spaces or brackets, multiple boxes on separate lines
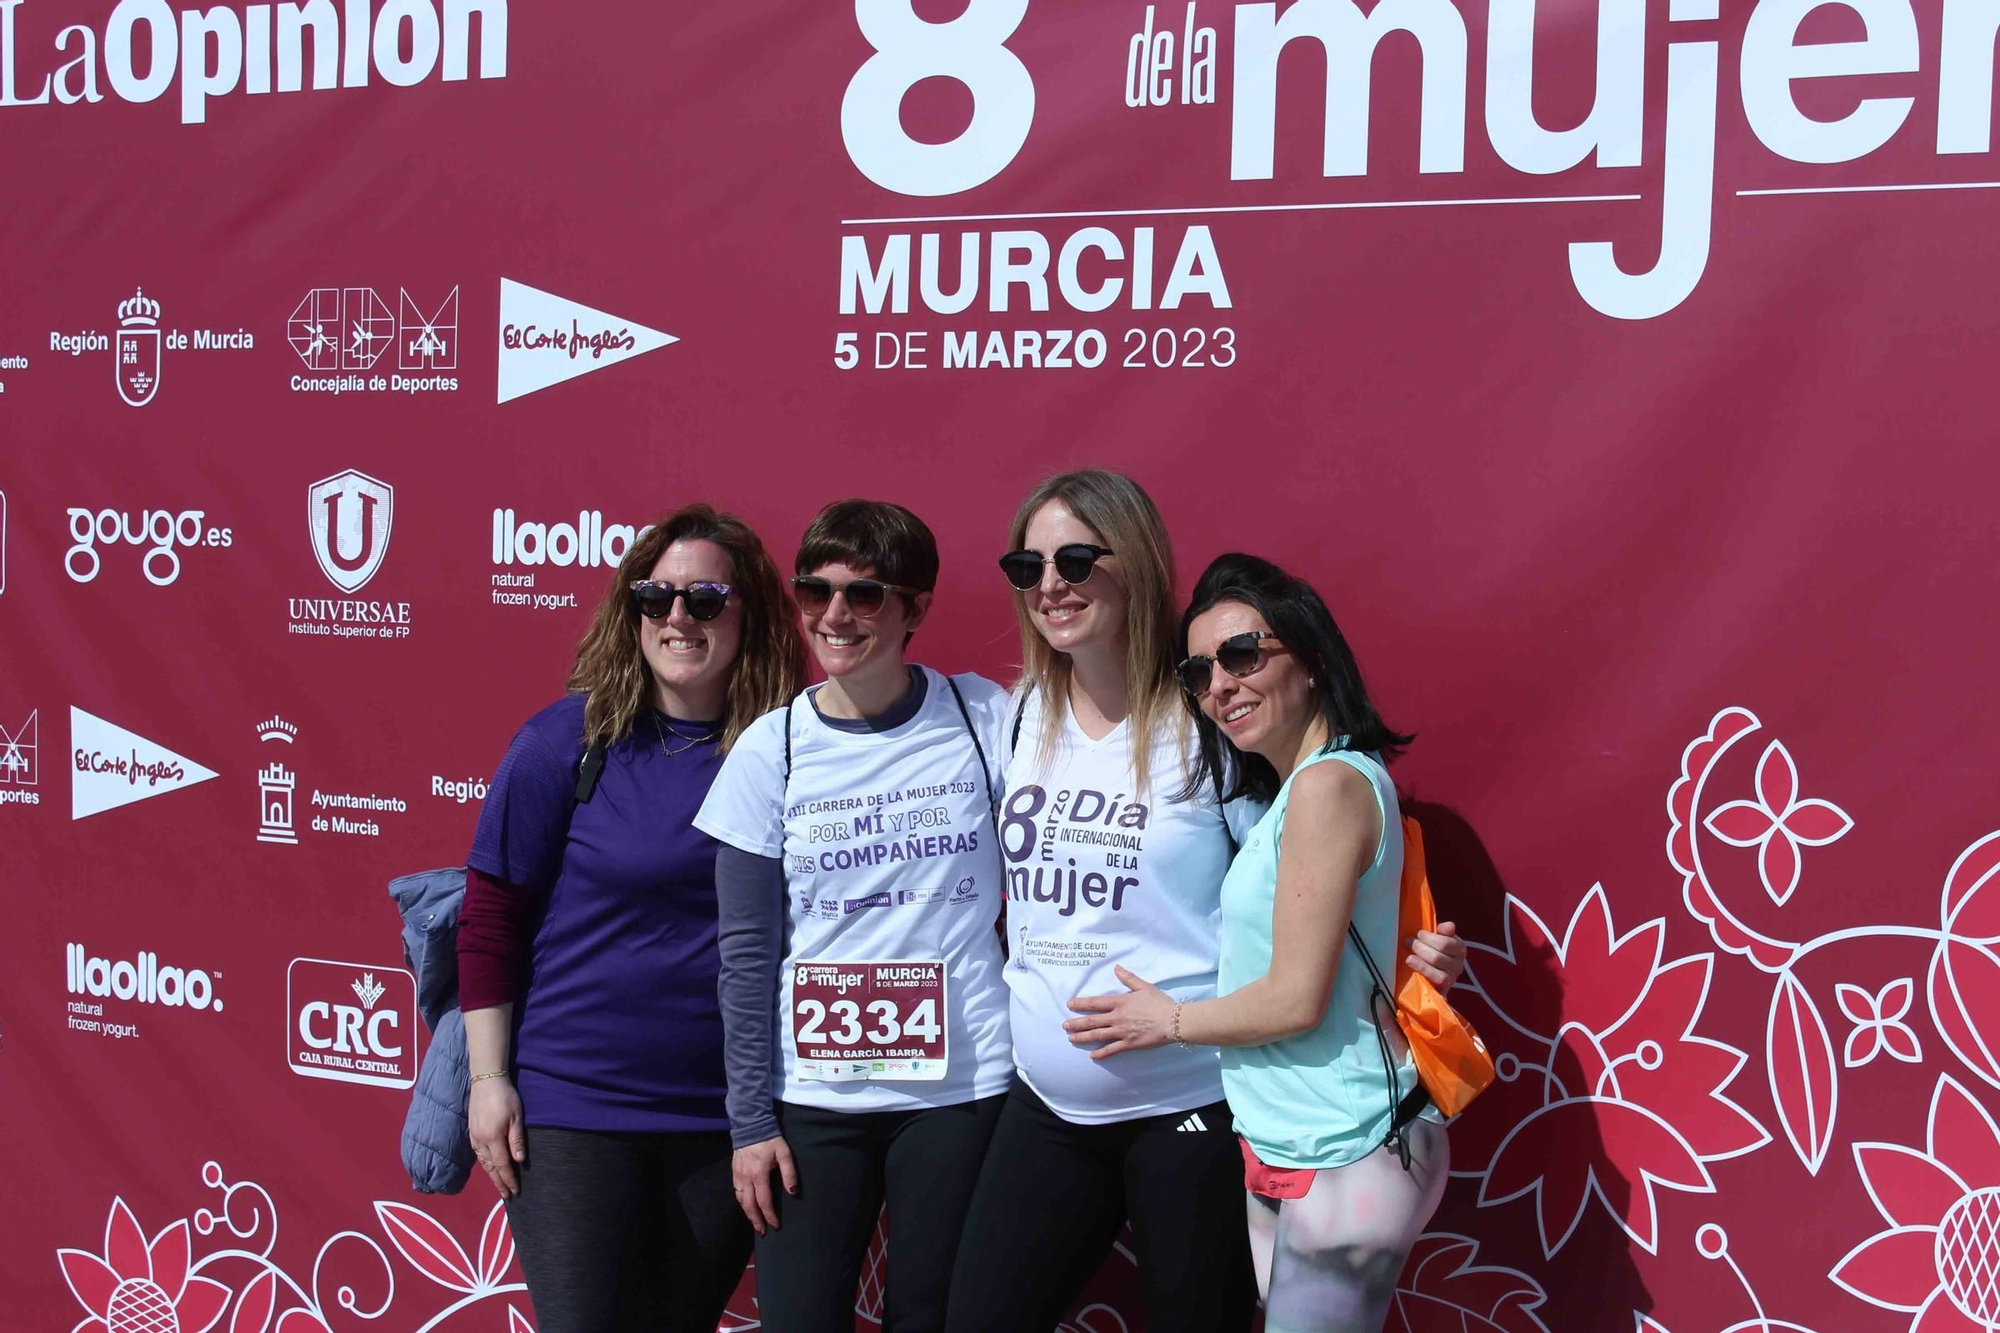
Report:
792,960,946,1081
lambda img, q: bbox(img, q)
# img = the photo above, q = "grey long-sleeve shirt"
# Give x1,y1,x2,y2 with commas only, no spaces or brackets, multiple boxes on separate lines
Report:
715,844,789,1148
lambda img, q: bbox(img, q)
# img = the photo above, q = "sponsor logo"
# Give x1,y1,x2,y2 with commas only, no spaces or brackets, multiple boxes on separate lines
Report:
65,943,222,1040
948,875,978,904
114,286,160,406
488,507,650,612
64,505,234,586
286,285,460,394
255,715,298,844
71,706,217,820
898,887,945,905
306,469,393,593
0,707,39,805
0,0,508,126
843,890,894,915
49,288,253,405
287,958,418,1089
496,278,677,403
291,469,413,640
798,894,839,921
255,712,410,837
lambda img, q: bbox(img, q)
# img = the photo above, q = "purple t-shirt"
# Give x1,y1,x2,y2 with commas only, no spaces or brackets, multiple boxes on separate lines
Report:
467,694,729,1133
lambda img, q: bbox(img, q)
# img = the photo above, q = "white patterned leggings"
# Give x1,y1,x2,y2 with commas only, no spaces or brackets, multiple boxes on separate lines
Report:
1246,1120,1450,1333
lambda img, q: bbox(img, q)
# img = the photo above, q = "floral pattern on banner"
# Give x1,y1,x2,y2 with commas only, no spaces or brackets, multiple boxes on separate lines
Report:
57,1163,527,1333
1456,703,2000,1332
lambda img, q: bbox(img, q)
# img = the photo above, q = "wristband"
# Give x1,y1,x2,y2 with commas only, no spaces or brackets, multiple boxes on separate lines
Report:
1172,1001,1189,1050
470,1070,509,1084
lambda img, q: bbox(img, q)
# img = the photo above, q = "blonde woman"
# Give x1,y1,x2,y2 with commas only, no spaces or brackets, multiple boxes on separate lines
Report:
457,503,805,1333
946,471,1466,1332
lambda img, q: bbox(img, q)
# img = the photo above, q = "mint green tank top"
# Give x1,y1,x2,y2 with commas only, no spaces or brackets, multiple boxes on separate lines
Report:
1217,747,1422,1169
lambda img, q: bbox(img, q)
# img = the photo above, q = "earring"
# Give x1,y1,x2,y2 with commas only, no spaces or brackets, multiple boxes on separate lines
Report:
1307,675,1317,687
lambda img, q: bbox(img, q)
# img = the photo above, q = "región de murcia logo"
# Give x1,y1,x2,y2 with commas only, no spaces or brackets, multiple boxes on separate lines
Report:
46,287,253,407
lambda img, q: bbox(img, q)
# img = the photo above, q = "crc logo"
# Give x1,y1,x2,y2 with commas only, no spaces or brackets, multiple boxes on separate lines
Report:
288,286,459,372
287,958,417,1089
307,470,393,593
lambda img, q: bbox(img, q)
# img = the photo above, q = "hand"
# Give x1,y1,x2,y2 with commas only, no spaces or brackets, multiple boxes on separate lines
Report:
1062,965,1177,1060
1407,921,1469,990
732,1135,798,1235
467,1077,527,1198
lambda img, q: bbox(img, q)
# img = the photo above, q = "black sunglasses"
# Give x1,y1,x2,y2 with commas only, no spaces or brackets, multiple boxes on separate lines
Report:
997,544,1116,591
630,580,732,621
790,576,921,617
1177,632,1284,696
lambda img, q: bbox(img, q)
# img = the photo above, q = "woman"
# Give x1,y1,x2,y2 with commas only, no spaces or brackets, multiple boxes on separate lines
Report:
946,472,1464,1332
695,499,1014,1333
1064,552,1450,1333
457,503,805,1333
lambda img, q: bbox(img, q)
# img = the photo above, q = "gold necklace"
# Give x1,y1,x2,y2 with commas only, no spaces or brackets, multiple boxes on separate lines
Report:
652,713,718,757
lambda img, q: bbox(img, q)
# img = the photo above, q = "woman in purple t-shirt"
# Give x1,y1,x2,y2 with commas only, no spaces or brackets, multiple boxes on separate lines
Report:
457,503,805,1333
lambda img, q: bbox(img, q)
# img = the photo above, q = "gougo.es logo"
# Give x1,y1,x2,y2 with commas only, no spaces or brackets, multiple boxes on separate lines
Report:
64,507,233,585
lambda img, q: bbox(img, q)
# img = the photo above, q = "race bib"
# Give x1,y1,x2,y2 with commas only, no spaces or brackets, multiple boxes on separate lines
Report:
791,960,947,1081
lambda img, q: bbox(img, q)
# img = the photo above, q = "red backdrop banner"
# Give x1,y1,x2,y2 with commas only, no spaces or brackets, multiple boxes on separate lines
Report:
4,1,1997,1330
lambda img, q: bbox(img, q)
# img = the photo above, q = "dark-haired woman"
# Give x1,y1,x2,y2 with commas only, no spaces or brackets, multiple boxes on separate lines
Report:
947,473,1465,1333
696,499,1013,1333
1062,552,1450,1333
457,503,806,1333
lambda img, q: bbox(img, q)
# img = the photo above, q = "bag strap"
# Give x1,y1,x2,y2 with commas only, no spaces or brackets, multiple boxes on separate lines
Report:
574,738,608,803
944,675,998,815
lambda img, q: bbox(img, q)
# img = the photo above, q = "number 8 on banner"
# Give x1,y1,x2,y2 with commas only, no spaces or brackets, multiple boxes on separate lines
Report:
841,0,1035,196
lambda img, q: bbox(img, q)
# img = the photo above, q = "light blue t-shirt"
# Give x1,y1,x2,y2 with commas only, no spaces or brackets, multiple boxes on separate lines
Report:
1217,746,1422,1169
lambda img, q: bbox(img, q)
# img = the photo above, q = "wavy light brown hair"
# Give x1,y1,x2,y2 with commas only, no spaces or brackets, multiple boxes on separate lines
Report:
568,503,805,752
1009,470,1182,794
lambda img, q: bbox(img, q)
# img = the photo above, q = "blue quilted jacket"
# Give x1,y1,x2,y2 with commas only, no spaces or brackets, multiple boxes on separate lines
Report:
390,867,475,1195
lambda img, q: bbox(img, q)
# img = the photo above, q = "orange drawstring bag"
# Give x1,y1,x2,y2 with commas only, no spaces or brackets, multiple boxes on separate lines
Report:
1347,816,1497,1119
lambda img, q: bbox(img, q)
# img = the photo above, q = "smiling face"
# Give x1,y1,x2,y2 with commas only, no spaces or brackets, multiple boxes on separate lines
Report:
1184,599,1316,763
1020,500,1130,665
639,538,742,719
799,559,926,693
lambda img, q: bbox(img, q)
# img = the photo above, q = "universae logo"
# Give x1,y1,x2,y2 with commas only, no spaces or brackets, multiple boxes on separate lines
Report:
306,469,393,593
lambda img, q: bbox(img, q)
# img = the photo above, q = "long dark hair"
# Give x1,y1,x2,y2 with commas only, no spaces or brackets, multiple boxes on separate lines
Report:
1176,553,1412,806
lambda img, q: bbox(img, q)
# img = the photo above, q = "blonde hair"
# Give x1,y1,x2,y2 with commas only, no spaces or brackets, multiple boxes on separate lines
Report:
1008,470,1182,793
567,504,805,752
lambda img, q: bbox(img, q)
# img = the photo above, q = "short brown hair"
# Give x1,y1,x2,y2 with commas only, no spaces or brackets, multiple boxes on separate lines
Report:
795,499,939,613
567,503,805,752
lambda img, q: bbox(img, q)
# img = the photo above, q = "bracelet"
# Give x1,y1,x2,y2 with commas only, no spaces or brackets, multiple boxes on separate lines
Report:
470,1070,509,1084
1172,1001,1190,1050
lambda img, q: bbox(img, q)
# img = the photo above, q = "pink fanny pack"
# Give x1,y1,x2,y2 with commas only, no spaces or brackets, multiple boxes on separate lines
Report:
1239,1135,1315,1200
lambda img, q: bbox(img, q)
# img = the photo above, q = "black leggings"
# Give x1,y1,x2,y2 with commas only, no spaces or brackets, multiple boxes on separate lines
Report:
505,1124,751,1333
945,1079,1256,1333
752,1094,1004,1333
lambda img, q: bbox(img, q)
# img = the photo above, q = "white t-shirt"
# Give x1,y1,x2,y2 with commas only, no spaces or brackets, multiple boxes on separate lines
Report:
998,689,1264,1123
695,667,1015,1113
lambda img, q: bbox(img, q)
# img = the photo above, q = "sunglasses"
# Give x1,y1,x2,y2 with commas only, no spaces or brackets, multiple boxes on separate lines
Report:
1177,632,1284,696
630,580,732,621
790,576,921,617
997,544,1116,591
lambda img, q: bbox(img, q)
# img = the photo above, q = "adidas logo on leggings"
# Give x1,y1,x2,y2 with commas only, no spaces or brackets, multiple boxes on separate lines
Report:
1175,1112,1208,1133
